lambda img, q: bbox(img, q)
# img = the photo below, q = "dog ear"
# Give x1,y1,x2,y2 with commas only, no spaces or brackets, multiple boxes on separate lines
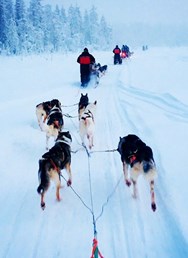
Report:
81,93,83,96
119,136,122,140
86,93,88,96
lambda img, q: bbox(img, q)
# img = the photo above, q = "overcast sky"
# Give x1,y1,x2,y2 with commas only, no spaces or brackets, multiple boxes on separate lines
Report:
43,0,188,26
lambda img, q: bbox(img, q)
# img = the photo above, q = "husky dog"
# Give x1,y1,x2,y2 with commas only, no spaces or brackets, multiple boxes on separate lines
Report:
91,63,108,85
117,134,157,211
37,131,72,210
36,99,62,131
78,93,89,120
45,105,64,150
79,101,97,149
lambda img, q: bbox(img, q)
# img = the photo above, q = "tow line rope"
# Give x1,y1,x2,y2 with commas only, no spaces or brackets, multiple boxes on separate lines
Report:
61,102,78,107
63,113,78,119
62,113,121,257
61,143,122,258
90,148,117,154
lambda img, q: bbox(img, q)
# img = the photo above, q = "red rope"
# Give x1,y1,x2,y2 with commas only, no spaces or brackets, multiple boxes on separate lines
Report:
90,238,104,258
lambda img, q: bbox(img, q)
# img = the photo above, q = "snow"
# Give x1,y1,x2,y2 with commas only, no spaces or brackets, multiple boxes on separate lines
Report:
0,47,188,258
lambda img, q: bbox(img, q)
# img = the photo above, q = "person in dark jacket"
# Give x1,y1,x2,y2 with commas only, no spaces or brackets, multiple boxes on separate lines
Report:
77,48,95,87
113,45,122,64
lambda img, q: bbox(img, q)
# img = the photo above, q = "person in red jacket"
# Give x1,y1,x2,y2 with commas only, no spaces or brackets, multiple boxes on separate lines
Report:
77,48,95,87
113,45,122,64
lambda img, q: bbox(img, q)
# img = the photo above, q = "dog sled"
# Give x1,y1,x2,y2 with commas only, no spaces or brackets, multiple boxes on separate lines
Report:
120,51,134,59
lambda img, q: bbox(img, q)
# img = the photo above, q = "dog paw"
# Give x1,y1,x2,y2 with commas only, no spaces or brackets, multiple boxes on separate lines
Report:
151,202,156,212
125,179,131,187
132,194,137,199
67,179,72,186
41,202,45,210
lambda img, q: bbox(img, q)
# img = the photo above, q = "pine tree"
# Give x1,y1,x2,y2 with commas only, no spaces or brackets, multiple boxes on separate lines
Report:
4,0,19,54
15,0,27,53
27,0,44,53
89,6,99,48
0,0,6,52
99,16,112,49
0,1,112,55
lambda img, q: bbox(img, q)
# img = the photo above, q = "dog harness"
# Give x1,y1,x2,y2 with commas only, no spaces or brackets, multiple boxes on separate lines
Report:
81,110,94,121
56,137,72,146
50,158,60,173
129,154,138,167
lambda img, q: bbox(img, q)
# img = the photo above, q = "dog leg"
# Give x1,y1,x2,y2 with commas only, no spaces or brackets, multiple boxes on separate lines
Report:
123,162,131,186
88,135,94,149
56,185,61,201
150,180,156,211
46,135,50,150
51,171,61,201
41,193,46,210
132,179,138,198
65,163,72,186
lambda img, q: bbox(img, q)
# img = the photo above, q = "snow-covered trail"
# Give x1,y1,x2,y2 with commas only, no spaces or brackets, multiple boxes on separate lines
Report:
118,60,188,254
88,61,188,258
0,50,188,258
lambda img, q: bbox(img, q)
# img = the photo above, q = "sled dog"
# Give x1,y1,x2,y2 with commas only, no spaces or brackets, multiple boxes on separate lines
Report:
45,105,64,150
78,93,89,120
117,134,157,211
91,63,108,85
36,99,62,130
79,101,97,149
37,131,72,210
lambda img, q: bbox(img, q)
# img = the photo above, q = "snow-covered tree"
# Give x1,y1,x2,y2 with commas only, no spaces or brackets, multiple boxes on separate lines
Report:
15,0,28,53
0,1,112,55
4,0,19,54
89,6,99,48
27,0,44,52
83,10,91,46
67,5,83,50
0,0,6,52
98,16,112,49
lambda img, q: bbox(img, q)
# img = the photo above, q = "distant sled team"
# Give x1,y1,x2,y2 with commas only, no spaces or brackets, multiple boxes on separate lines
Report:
77,48,108,87
91,63,108,86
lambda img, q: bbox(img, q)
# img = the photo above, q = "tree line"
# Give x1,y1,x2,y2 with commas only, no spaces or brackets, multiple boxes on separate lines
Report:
0,0,112,55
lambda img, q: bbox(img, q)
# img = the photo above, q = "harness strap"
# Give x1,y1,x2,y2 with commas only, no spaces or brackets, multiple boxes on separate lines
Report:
56,137,71,146
50,159,60,173
129,154,138,167
49,108,62,116
81,110,94,122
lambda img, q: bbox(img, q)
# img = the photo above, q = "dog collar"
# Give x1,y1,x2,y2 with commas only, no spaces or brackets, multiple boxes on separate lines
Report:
129,154,138,167
81,110,94,121
56,136,71,146
49,108,61,116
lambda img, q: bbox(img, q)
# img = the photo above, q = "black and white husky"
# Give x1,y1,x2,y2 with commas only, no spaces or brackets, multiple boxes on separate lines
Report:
45,105,64,150
91,63,108,85
37,131,72,210
36,99,62,131
78,93,89,120
79,101,97,149
117,134,157,211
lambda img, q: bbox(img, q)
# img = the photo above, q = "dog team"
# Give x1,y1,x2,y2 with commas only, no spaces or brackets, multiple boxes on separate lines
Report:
36,93,157,212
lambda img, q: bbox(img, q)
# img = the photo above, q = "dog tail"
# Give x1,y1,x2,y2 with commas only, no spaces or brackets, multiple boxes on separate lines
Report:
37,159,50,194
